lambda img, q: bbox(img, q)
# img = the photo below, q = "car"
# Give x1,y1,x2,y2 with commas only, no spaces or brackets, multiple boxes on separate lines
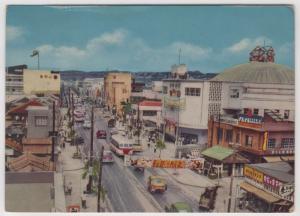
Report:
147,175,167,193
102,150,114,163
165,202,193,212
96,130,107,139
83,120,91,129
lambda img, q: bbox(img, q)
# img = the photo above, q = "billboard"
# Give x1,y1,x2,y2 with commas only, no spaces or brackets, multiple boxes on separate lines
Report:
128,157,204,169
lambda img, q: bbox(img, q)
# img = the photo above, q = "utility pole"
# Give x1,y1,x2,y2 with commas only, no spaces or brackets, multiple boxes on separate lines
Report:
71,93,76,152
51,101,55,164
68,87,71,108
97,145,104,212
87,106,94,193
217,112,221,145
137,103,140,146
227,144,237,212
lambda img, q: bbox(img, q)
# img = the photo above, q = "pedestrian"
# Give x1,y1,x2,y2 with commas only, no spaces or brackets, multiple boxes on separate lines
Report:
148,142,150,148
154,145,157,153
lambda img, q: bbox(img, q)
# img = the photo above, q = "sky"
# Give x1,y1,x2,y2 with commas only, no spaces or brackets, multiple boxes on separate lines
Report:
6,5,294,73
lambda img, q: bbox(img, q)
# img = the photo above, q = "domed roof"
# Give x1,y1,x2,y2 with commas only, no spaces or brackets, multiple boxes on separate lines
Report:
212,62,294,84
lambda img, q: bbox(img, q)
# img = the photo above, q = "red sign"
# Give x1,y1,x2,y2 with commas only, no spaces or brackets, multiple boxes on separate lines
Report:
67,205,80,212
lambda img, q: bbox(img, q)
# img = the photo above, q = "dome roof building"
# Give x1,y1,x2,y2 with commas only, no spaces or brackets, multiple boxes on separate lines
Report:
211,62,294,84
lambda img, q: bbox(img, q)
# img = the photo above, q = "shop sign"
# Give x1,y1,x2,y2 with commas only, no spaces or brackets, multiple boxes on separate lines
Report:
263,175,281,189
244,165,263,183
152,159,185,168
279,184,294,197
238,114,263,128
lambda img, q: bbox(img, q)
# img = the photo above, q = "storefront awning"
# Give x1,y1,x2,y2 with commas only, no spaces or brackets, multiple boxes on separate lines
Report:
263,156,294,163
240,182,281,203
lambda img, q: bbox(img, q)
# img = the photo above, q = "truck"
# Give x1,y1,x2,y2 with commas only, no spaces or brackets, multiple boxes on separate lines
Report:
198,186,219,211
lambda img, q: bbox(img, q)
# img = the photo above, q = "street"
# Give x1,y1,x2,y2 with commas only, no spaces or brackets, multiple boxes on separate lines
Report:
74,107,200,212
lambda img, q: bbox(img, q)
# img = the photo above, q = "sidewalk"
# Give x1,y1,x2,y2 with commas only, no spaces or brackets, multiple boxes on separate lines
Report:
58,109,111,212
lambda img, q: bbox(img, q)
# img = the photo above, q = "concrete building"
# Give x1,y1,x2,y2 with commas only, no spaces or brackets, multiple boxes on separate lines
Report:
104,72,132,115
162,64,210,146
23,69,61,95
210,62,294,122
26,106,51,139
132,100,162,128
6,65,27,95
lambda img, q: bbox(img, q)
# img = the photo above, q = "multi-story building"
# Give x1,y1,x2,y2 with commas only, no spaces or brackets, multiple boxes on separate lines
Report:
206,46,294,162
6,65,27,95
162,64,210,146
104,72,132,115
23,69,61,95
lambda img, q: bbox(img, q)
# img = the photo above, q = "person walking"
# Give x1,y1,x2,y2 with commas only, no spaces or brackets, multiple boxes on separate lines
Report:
154,144,157,153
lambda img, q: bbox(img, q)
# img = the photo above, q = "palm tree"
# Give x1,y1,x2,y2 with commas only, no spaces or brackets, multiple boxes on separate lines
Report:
156,139,166,158
82,160,107,202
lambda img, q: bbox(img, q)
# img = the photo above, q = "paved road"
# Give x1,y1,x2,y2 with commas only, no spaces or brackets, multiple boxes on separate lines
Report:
75,109,156,212
74,106,201,212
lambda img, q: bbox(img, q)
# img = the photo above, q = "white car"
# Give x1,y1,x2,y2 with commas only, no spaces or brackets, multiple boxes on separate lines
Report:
102,150,114,163
83,120,91,129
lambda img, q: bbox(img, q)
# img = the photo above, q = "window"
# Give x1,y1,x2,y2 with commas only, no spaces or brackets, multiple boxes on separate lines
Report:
245,135,253,147
284,110,290,119
281,138,294,148
35,116,48,126
143,110,157,116
236,133,240,143
225,130,233,142
122,89,127,94
253,109,259,115
185,88,201,96
217,128,223,143
267,138,276,149
163,86,168,94
230,89,239,98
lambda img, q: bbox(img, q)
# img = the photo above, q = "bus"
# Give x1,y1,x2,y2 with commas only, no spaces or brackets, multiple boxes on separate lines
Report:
110,134,134,156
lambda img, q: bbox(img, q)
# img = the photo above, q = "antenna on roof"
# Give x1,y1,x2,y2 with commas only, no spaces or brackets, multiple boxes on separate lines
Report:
178,48,182,65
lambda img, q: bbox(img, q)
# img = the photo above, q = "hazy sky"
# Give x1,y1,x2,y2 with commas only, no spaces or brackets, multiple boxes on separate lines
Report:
6,5,294,73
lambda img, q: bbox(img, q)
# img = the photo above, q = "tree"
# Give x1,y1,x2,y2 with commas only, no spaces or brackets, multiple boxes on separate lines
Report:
82,160,107,202
156,139,166,158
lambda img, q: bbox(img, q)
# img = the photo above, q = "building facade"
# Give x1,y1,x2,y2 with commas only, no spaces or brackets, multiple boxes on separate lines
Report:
162,78,210,146
23,69,61,95
104,72,132,115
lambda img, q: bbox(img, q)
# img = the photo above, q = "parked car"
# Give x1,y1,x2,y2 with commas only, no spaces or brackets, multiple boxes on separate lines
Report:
83,120,91,129
96,130,107,139
147,175,167,193
102,150,114,163
165,202,193,212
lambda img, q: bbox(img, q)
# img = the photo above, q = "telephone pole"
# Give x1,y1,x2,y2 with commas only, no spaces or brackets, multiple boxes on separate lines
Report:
51,101,55,163
87,106,94,193
227,144,237,212
71,93,76,152
97,145,104,212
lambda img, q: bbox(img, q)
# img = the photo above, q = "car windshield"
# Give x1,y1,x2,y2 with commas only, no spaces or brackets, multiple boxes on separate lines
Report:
152,178,164,184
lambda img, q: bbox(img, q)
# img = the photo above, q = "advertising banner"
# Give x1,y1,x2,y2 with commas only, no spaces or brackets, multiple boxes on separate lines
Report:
128,157,204,169
238,114,263,128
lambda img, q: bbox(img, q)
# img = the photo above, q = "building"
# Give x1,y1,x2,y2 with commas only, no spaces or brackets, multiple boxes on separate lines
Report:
23,69,61,95
238,162,294,212
5,171,66,212
209,47,294,122
104,72,132,115
6,65,27,95
132,100,162,128
162,64,210,146
207,112,294,163
207,46,294,163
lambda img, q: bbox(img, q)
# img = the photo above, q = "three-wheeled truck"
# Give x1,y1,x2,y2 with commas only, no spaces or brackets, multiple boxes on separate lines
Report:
198,186,219,211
